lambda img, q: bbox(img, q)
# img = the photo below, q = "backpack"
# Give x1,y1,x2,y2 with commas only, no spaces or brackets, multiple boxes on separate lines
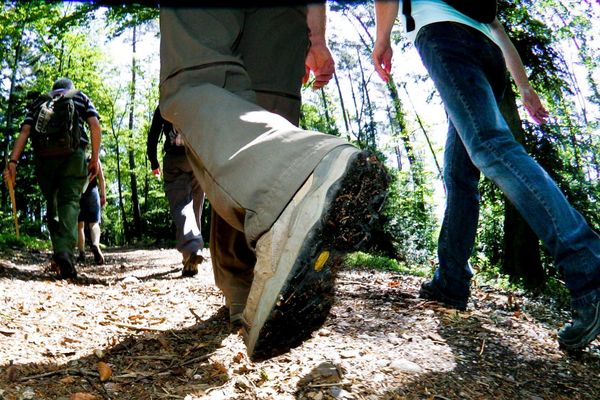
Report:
31,89,81,157
402,0,498,32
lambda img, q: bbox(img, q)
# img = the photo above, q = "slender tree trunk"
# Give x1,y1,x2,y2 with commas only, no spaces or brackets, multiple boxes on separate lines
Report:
111,113,128,244
401,84,442,177
333,72,351,140
2,26,24,210
499,85,545,289
127,25,142,240
386,77,425,211
357,48,376,149
319,89,333,133
347,72,364,145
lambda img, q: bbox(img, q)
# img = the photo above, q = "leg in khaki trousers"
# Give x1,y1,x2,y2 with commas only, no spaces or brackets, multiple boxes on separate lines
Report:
160,7,348,319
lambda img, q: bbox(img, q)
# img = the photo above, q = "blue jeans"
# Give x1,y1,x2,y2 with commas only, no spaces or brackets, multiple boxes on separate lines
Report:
415,22,600,307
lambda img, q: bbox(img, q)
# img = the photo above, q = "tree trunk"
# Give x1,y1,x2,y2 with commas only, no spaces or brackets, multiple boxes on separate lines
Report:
127,25,142,240
333,72,351,141
319,88,333,133
357,48,376,149
386,77,425,212
2,26,23,210
499,85,545,289
111,114,128,244
347,72,364,145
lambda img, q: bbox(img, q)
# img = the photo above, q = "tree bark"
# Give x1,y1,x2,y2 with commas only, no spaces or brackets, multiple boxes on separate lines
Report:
127,25,142,240
499,85,545,289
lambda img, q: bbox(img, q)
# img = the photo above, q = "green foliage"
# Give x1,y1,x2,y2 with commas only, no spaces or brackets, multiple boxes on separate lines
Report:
344,251,429,276
373,168,438,267
0,232,49,252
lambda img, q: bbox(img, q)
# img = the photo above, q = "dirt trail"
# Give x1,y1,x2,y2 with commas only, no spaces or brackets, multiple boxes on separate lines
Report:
0,247,599,399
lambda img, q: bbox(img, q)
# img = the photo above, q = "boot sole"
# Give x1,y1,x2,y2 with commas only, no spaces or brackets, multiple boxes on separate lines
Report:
245,150,389,360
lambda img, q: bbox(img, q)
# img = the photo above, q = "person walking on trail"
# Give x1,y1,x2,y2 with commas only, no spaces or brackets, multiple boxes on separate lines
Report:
159,3,389,360
3,77,102,279
372,0,600,352
147,106,205,277
77,157,106,266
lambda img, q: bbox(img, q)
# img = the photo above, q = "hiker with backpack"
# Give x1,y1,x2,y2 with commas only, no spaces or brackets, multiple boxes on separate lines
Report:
372,0,600,352
147,106,205,277
3,77,102,279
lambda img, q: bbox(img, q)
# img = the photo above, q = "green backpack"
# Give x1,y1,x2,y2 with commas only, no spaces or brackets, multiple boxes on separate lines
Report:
31,90,81,157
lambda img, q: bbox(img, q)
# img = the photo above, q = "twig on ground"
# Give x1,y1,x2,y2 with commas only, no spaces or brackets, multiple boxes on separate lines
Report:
19,368,97,382
189,308,203,322
112,322,166,332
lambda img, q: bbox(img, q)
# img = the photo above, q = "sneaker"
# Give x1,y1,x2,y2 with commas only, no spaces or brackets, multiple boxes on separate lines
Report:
558,301,600,352
242,147,389,360
182,253,204,277
419,279,468,311
53,252,77,279
91,245,104,265
76,250,85,264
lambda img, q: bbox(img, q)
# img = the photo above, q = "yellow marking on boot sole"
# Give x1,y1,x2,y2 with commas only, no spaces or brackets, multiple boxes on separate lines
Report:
314,251,330,272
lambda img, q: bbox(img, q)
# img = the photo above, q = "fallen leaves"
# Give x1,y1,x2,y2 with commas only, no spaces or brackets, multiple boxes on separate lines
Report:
70,393,98,400
96,361,112,382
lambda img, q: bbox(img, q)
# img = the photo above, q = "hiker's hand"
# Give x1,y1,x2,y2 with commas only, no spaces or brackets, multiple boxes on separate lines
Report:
87,158,99,179
304,42,335,90
520,85,549,125
373,39,393,83
100,193,106,207
3,164,16,187
152,168,161,179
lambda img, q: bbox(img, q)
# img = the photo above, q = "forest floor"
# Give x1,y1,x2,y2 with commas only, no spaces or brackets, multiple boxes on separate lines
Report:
0,246,599,400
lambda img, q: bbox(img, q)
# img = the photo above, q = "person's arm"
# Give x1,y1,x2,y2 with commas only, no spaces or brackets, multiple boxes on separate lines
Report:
3,124,31,187
147,108,162,176
304,2,335,90
490,19,549,124
97,159,106,207
373,0,399,82
87,115,101,178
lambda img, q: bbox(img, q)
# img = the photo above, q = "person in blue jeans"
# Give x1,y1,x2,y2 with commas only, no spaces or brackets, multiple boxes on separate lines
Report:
372,0,600,351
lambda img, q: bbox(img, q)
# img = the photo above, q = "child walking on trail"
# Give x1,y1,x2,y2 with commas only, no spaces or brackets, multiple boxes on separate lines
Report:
77,158,106,266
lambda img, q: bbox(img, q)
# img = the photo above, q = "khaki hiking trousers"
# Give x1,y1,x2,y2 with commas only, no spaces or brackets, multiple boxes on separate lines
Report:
159,7,349,309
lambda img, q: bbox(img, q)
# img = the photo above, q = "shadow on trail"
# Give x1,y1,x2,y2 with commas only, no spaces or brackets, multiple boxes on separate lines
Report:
293,274,600,399
0,247,188,285
0,306,234,399
377,307,600,399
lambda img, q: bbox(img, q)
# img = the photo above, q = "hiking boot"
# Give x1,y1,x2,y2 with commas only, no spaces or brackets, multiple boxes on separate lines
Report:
558,301,600,352
242,147,389,360
54,252,77,279
76,250,86,264
419,279,468,311
91,245,104,265
182,252,204,277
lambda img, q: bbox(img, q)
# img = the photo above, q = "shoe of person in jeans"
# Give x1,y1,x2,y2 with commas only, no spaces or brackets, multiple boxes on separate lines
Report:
182,252,204,277
91,245,104,265
76,250,86,265
242,147,389,360
54,252,77,279
558,302,600,352
419,279,469,311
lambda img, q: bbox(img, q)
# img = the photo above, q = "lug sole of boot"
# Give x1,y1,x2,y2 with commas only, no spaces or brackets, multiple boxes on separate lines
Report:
245,150,389,361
